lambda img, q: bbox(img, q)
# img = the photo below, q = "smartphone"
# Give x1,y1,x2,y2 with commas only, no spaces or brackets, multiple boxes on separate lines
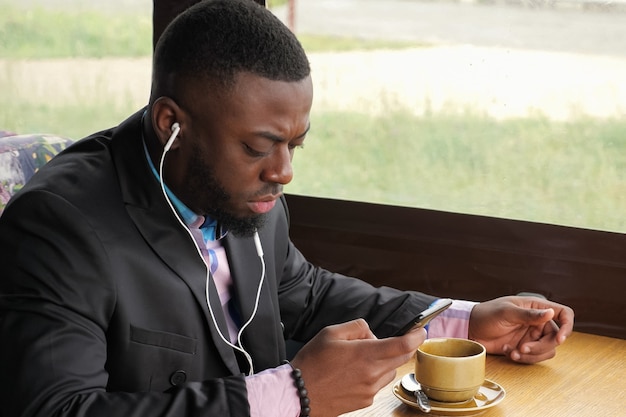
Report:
394,298,453,336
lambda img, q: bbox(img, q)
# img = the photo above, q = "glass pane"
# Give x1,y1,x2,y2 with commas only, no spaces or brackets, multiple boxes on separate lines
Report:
0,0,153,140
278,1,626,233
3,0,625,233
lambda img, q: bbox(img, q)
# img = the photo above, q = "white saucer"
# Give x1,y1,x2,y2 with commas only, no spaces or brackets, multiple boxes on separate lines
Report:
393,374,505,416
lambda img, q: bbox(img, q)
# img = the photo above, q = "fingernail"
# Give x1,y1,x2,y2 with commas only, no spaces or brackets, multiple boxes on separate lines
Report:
511,351,521,361
522,346,531,354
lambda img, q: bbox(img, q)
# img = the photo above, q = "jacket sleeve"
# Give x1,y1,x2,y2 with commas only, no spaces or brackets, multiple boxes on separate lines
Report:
275,197,437,342
0,191,249,417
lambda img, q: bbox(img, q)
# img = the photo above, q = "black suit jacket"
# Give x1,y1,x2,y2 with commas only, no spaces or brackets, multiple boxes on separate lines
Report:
0,110,435,417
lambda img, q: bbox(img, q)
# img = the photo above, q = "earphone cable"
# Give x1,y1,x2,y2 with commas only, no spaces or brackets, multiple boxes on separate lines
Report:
157,130,262,375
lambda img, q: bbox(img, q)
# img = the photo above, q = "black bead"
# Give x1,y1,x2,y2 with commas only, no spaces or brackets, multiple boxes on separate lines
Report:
284,362,311,417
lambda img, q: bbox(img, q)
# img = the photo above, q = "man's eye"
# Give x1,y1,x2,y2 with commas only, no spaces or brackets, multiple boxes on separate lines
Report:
244,143,268,157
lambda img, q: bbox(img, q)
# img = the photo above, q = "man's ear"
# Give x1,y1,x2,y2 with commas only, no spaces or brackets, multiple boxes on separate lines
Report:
151,96,184,150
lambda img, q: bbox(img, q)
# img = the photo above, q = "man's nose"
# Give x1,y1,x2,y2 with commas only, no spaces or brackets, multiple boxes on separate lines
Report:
261,148,293,185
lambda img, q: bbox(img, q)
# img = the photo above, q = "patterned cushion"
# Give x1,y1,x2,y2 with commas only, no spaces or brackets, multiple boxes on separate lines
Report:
0,132,74,212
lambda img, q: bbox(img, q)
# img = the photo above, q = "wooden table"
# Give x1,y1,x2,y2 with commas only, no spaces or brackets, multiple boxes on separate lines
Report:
343,332,626,416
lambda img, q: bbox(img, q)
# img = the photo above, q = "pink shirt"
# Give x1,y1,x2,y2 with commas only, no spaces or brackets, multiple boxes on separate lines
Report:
246,364,301,417
426,299,477,339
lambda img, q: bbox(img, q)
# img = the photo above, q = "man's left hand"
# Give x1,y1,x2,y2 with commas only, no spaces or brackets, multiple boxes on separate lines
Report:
468,296,575,364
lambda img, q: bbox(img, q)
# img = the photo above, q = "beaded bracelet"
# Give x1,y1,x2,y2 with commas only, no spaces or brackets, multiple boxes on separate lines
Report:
284,361,311,417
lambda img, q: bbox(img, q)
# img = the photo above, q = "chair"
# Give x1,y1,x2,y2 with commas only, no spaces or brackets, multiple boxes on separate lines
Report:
0,131,73,214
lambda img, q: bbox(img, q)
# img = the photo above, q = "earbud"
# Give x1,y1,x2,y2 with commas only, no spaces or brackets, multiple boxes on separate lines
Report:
164,122,180,153
253,230,264,257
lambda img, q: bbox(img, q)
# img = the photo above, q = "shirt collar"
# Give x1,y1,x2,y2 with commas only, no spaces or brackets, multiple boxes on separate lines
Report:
141,138,225,241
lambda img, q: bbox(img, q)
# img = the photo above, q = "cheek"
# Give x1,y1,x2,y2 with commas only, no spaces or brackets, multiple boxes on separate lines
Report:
213,156,262,195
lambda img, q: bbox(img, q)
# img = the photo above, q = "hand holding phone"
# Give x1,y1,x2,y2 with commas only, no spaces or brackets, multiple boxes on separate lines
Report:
394,298,453,336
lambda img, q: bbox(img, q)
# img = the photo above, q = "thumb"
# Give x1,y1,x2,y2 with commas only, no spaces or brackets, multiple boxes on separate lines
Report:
509,306,555,326
326,318,378,341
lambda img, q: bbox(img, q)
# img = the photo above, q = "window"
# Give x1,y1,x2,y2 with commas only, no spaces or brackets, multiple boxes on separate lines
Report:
284,1,626,234
3,0,625,233
0,0,152,140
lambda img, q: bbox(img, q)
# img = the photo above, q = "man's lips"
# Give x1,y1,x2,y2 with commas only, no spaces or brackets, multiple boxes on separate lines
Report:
247,196,279,214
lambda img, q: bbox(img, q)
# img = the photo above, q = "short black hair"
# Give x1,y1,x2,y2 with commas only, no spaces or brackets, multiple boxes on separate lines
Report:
151,0,310,101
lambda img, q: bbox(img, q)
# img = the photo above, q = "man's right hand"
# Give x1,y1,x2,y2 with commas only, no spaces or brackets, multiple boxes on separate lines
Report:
290,319,426,417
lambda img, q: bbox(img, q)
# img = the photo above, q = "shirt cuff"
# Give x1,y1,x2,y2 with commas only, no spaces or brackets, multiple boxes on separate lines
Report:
426,299,477,339
246,363,301,417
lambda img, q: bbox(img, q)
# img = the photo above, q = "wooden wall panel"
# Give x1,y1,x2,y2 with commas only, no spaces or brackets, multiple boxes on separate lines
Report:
286,194,626,339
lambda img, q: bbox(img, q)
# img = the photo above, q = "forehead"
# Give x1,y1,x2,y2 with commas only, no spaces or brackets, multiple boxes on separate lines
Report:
183,72,313,122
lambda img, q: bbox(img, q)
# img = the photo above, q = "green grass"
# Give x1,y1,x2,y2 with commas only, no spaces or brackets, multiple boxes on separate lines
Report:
0,4,152,58
0,100,138,140
289,110,626,233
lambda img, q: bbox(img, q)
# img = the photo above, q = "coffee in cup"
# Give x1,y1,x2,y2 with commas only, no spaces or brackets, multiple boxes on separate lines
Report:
415,338,486,403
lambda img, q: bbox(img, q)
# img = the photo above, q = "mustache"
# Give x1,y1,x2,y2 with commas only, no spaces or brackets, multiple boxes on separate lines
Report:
253,184,283,197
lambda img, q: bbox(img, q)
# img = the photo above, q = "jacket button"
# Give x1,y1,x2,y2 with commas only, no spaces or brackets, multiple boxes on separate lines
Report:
170,370,187,386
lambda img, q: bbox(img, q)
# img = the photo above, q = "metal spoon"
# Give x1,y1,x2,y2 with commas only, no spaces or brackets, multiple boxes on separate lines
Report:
401,373,431,413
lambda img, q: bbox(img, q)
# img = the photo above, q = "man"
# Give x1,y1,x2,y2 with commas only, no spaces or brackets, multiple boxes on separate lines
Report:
0,1,574,416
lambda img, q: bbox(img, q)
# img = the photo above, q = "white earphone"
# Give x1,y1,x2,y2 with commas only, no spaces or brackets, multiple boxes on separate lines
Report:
164,122,180,153
157,123,265,375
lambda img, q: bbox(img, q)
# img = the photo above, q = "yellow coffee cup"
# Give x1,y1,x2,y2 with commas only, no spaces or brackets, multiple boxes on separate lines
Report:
415,338,486,403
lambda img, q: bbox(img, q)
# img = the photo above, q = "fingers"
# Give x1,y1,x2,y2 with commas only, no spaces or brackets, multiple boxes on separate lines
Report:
507,333,558,364
340,327,425,373
552,305,575,344
506,344,557,364
522,303,575,346
517,306,555,326
470,296,574,364
398,326,428,353
297,318,424,370
387,327,427,365
324,318,378,341
292,320,424,416
507,320,561,363
522,298,575,344
325,318,426,358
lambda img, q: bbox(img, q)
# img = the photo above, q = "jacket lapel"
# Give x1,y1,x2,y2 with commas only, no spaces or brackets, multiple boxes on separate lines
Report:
224,232,285,370
109,110,241,375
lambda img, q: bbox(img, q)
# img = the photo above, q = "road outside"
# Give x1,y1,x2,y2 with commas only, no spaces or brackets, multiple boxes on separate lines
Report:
276,0,626,57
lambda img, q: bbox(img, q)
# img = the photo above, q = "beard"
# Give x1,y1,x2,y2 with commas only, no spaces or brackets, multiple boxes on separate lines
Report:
187,149,266,238
208,204,266,238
